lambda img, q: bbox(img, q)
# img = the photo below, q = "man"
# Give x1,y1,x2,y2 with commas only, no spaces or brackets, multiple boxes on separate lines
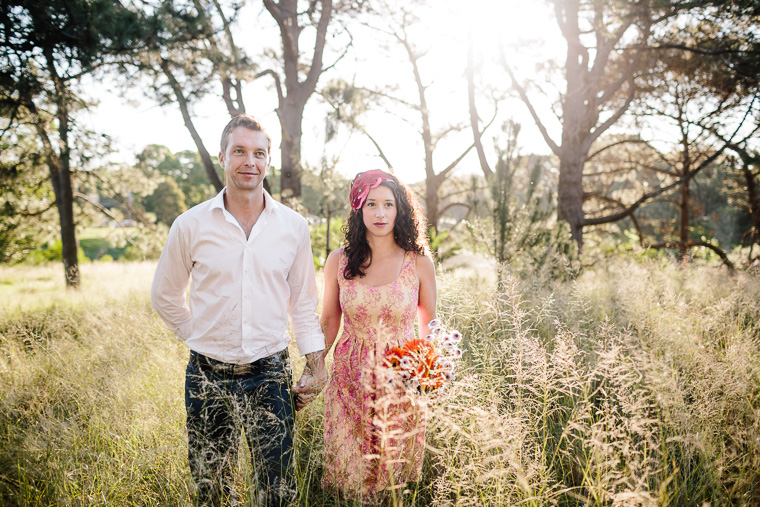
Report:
151,114,327,506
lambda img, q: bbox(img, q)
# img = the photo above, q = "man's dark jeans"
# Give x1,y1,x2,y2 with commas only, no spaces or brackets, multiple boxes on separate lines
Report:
185,350,294,507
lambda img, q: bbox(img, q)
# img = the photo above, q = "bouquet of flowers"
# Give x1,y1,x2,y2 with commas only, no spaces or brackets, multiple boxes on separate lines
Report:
382,319,463,393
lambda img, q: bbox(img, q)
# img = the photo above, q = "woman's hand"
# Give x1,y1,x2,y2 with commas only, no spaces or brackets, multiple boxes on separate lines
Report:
293,350,328,410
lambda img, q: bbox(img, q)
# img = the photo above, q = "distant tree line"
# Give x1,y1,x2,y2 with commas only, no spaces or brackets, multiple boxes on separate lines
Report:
1,0,759,286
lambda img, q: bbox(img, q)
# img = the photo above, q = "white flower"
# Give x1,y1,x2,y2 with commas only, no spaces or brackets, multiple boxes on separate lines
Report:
443,371,453,382
428,318,442,330
450,330,462,342
400,370,412,380
450,347,463,358
400,356,412,369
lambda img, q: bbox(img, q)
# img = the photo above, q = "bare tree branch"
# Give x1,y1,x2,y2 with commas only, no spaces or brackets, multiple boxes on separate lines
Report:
438,201,470,217
586,138,649,161
437,143,475,183
583,145,728,226
586,85,636,151
500,50,561,156
647,240,735,271
360,126,393,169
253,69,284,105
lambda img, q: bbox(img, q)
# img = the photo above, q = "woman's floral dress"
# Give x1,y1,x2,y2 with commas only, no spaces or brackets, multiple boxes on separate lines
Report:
322,249,426,502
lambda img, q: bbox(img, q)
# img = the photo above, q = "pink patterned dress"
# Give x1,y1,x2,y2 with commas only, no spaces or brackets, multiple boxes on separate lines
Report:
322,249,427,502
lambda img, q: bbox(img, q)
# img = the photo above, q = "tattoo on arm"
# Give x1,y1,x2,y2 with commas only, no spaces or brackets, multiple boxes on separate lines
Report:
304,351,322,372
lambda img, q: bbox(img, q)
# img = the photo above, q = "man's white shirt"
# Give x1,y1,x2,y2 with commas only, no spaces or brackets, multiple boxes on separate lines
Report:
151,188,325,364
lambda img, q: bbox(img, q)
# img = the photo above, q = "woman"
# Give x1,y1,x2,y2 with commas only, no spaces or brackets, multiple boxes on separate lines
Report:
319,169,437,503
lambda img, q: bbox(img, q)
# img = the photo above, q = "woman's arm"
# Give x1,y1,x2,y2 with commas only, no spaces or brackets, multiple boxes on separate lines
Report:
320,249,343,359
416,253,437,338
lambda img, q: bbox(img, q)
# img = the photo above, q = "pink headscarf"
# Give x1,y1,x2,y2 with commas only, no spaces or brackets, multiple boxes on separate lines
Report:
349,170,395,210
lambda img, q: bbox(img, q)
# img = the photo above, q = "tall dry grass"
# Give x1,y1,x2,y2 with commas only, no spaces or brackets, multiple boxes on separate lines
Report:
0,258,758,506
422,258,760,506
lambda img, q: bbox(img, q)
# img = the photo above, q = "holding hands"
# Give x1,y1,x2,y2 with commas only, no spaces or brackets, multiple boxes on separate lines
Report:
293,351,328,410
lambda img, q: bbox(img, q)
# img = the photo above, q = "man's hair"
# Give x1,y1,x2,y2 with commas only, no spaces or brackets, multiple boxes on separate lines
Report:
220,114,271,155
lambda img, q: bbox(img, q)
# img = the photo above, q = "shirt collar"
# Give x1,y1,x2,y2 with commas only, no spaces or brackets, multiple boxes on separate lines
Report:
210,187,277,216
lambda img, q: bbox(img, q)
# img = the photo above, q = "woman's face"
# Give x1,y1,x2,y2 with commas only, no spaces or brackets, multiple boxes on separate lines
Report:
362,185,397,238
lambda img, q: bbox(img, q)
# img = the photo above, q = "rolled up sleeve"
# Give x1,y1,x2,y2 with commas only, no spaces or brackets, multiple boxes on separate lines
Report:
287,222,326,356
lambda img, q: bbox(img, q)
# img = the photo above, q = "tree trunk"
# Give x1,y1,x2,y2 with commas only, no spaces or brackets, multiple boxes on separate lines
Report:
279,103,304,199
742,160,760,237
557,150,585,246
679,176,690,262
56,166,79,288
677,108,692,263
426,179,440,236
325,208,331,261
264,0,333,200
467,37,492,180
38,47,80,287
405,39,439,234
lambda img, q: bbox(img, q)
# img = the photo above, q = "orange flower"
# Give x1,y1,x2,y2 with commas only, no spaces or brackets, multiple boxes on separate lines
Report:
383,346,404,368
384,331,461,393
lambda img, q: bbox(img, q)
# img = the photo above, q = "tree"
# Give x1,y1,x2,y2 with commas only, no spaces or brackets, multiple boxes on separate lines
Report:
0,133,56,262
137,145,216,207
502,0,652,247
0,0,147,286
144,178,188,226
579,10,760,267
131,0,351,200
635,60,755,267
129,1,240,193
504,0,760,248
720,142,760,264
301,160,349,265
328,1,479,234
259,0,337,199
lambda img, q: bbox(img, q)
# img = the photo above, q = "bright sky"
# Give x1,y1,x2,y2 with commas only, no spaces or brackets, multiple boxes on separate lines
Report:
84,0,566,185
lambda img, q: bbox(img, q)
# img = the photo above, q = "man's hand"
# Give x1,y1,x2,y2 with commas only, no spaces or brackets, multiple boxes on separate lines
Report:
292,351,328,410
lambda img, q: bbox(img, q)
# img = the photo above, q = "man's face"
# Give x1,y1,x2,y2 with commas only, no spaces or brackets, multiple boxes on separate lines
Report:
219,127,270,193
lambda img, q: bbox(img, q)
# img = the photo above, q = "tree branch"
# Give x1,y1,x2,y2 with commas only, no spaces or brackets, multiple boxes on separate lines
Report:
583,145,728,226
586,84,635,151
74,191,123,222
500,49,561,156
586,138,649,161
253,69,285,105
438,201,470,217
437,143,475,183
160,58,223,191
360,126,393,169
647,240,735,272
303,0,332,94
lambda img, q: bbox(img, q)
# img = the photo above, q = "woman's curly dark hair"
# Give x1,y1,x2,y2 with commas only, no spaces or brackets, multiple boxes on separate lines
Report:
342,172,430,280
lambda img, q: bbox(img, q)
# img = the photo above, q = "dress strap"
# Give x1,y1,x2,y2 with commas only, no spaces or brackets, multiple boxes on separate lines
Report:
401,250,418,280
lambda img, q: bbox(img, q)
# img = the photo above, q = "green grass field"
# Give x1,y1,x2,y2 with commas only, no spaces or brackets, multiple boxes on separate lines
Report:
0,259,758,506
